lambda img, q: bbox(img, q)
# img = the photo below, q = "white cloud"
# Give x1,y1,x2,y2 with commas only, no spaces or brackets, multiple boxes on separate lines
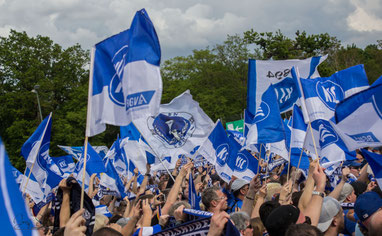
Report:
347,0,382,32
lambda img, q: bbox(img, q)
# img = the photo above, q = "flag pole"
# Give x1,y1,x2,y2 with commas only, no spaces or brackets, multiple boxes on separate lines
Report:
23,113,52,195
290,148,305,194
308,122,320,160
81,47,96,209
80,136,89,209
131,121,175,182
256,144,263,174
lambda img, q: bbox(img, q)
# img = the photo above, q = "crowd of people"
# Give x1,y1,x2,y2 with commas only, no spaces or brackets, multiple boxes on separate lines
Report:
25,147,382,236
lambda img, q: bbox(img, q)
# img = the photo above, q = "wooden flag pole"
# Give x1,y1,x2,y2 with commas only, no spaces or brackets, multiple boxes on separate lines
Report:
308,121,320,160
80,136,89,209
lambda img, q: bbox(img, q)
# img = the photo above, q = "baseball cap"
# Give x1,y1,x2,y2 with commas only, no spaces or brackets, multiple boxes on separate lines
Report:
317,197,341,232
343,160,362,168
338,183,354,203
231,179,248,192
354,191,382,222
265,205,300,236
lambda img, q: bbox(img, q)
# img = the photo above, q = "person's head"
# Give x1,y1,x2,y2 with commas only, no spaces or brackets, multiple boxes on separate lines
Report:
369,207,382,236
168,201,191,217
108,214,123,224
291,191,303,208
92,227,122,236
230,212,252,236
259,200,281,225
231,179,249,199
201,186,227,212
250,217,265,236
338,183,356,203
94,214,109,232
354,191,382,229
265,182,281,202
264,205,301,236
350,181,367,197
317,197,344,233
285,224,324,236
347,161,362,177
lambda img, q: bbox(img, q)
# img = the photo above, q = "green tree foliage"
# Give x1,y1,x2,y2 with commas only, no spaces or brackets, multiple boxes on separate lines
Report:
1,29,381,170
0,30,117,170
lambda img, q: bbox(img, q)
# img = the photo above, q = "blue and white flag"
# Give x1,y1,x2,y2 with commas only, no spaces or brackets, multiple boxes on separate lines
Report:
58,145,108,161
21,113,63,200
227,130,245,146
247,56,327,114
75,143,106,186
290,105,307,149
120,123,157,172
298,64,369,122
333,80,382,151
188,172,201,210
86,9,162,137
0,138,38,236
99,158,127,198
228,135,259,182
304,119,356,172
134,90,214,169
52,155,75,176
361,149,382,187
19,168,45,206
198,121,234,183
245,84,286,146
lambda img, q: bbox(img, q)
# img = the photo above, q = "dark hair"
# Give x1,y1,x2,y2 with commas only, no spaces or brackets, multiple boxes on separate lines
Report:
108,214,123,224
285,223,323,236
292,191,303,207
259,200,281,225
93,227,123,236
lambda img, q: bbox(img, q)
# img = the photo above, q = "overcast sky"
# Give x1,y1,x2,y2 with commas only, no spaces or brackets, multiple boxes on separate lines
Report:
0,0,381,60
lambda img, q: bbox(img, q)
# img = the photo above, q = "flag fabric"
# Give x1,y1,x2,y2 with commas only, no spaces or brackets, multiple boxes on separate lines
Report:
290,104,307,150
133,90,214,169
198,121,234,183
52,155,75,176
86,8,162,137
188,172,201,210
360,149,382,187
21,113,63,200
0,138,38,236
227,130,245,146
120,123,158,172
75,143,106,187
333,81,382,151
247,56,327,114
19,168,45,207
227,135,259,182
58,145,109,161
298,64,369,122
245,84,286,146
304,119,356,171
99,158,127,198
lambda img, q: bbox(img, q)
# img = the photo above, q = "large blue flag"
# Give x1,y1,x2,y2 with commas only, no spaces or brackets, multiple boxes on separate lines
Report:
188,172,201,210
75,143,106,186
245,84,286,146
298,64,369,122
198,121,234,183
58,145,108,161
52,155,75,176
87,8,162,137
99,158,127,198
334,79,382,151
0,138,38,236
21,113,63,200
361,149,382,187
247,56,327,114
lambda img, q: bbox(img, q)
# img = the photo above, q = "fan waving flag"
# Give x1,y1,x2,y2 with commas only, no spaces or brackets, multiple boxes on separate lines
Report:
86,8,162,137
0,138,38,236
133,90,214,169
247,56,327,114
298,64,369,122
21,113,63,200
333,79,382,150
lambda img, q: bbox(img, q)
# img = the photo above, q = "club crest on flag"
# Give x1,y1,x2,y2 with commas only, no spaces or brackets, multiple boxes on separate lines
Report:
216,144,229,167
234,153,248,172
57,159,68,169
36,142,51,171
316,80,344,110
273,77,297,110
148,112,195,148
317,121,338,148
254,101,270,122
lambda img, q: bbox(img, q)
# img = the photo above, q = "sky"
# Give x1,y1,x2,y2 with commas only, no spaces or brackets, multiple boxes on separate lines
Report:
0,0,381,60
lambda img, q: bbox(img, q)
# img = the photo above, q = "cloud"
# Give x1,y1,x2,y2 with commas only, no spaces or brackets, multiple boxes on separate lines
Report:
0,0,381,60
347,0,382,32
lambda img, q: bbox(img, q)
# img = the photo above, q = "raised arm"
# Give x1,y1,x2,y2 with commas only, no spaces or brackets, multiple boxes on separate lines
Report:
137,164,151,196
161,162,192,215
298,159,317,212
59,178,72,227
329,167,350,200
240,174,261,216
